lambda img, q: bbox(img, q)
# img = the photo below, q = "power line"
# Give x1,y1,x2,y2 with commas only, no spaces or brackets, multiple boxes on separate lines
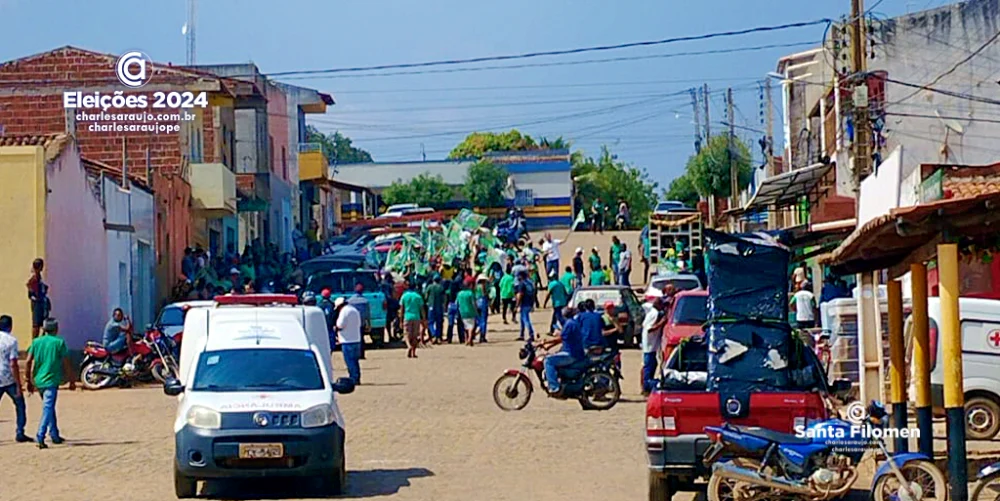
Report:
277,41,822,80
882,76,1000,106
885,111,1000,125
890,27,1000,104
267,21,830,77
331,77,762,94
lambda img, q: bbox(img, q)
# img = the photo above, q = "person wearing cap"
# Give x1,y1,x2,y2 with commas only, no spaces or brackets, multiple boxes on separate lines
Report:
25,318,74,448
572,248,585,288
543,270,570,335
317,289,336,348
400,282,426,358
334,297,363,385
227,268,241,295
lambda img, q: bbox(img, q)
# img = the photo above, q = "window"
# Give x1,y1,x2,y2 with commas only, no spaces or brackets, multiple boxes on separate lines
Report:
157,307,186,327
672,296,709,325
191,349,324,392
515,189,535,207
282,146,288,180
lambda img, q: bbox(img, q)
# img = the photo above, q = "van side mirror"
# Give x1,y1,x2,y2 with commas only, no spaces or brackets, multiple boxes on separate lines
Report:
163,377,185,396
332,377,355,395
829,378,853,401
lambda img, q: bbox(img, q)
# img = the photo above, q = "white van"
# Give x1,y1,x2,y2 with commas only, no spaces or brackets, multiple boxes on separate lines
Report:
163,295,355,498
907,297,1000,440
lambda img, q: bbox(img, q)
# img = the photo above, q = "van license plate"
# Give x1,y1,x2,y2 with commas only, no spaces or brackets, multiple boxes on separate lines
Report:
238,443,284,459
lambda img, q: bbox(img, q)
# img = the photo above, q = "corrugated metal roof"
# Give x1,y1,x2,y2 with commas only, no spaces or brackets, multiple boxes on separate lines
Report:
333,160,473,188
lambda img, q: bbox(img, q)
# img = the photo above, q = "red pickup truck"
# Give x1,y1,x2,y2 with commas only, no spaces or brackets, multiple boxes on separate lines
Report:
645,335,831,501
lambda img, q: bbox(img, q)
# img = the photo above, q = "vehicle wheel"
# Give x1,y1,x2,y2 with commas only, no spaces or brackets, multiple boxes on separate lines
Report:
966,396,1000,440
80,362,113,390
579,371,621,411
706,459,765,501
872,460,947,501
492,373,532,411
174,466,197,498
648,472,674,501
972,471,1000,501
319,444,346,495
150,360,175,384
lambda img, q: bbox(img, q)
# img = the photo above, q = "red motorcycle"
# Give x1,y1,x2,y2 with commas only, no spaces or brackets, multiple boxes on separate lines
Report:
80,322,177,390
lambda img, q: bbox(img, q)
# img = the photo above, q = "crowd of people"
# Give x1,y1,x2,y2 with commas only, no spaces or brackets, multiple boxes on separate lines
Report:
173,242,309,302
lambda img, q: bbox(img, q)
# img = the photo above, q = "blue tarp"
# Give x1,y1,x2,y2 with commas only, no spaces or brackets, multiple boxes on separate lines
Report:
704,229,790,322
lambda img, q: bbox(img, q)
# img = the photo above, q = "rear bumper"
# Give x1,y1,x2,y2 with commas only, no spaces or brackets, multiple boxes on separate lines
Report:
646,434,712,478
174,423,344,479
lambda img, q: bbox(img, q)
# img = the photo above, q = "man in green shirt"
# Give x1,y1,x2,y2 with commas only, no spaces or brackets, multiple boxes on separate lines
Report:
588,247,602,281
26,318,74,448
499,266,516,324
590,266,608,286
424,276,446,345
543,271,570,335
399,284,426,359
610,236,622,284
559,266,576,294
456,282,479,346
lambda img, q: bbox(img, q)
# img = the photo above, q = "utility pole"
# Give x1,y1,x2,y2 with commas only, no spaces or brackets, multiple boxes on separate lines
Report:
727,87,737,211
765,78,774,179
691,88,702,153
186,0,197,65
702,84,711,140
850,0,870,189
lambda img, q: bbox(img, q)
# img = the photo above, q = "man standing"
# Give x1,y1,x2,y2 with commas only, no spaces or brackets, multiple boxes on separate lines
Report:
541,232,563,280
572,248,585,289
476,276,491,343
334,298,363,385
790,281,818,330
610,236,623,284
559,266,576,295
348,284,370,359
543,271,569,335
641,298,670,396
400,283,425,359
514,271,537,341
618,243,633,287
26,258,49,340
456,280,479,346
588,247,602,281
0,315,29,443
540,307,585,395
446,276,466,344
25,318,75,448
590,198,605,234
424,276,446,344
499,265,516,325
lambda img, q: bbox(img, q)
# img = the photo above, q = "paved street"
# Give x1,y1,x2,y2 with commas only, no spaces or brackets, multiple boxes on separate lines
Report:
0,309,663,501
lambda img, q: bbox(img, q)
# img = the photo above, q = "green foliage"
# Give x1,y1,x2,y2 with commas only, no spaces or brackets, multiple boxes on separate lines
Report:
462,160,509,208
381,173,454,209
538,136,570,149
305,125,373,164
664,173,700,208
683,134,753,198
448,130,537,159
572,146,658,227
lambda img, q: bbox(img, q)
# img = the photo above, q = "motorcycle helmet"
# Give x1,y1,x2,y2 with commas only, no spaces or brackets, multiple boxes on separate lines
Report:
301,291,317,306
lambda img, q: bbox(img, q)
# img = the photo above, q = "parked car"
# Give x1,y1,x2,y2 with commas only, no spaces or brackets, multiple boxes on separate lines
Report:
642,273,703,299
569,285,646,347
906,297,1000,440
380,203,419,216
660,290,708,361
154,300,215,341
300,254,366,280
305,268,388,347
646,335,832,501
652,200,690,215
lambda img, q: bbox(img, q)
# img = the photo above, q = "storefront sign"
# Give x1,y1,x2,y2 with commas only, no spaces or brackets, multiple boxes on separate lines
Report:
919,169,943,203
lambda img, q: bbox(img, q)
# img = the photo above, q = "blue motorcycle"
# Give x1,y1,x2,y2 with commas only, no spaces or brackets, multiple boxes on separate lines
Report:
703,400,947,501
972,461,1000,500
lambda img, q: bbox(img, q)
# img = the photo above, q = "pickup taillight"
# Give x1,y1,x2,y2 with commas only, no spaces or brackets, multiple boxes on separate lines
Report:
646,404,678,440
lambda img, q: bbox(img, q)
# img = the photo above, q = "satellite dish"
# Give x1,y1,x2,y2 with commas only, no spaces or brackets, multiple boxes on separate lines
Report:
936,109,964,134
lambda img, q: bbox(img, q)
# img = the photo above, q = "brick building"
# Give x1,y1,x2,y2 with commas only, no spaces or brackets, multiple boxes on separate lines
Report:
0,46,240,304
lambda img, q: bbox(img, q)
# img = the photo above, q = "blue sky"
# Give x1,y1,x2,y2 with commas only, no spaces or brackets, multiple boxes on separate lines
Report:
0,0,953,190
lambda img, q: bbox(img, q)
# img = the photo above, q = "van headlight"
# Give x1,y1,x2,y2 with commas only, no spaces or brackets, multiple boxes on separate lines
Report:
185,406,221,430
301,404,335,428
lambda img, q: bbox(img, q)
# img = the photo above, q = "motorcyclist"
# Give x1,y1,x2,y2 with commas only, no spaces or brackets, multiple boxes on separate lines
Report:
102,308,131,355
579,299,606,354
538,306,584,395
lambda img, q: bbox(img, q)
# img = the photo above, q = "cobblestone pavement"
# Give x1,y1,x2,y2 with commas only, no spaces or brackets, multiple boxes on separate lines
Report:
0,309,678,501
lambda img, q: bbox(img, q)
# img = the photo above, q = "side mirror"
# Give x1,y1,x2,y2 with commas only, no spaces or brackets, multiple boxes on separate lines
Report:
829,378,853,401
163,377,185,396
332,377,355,395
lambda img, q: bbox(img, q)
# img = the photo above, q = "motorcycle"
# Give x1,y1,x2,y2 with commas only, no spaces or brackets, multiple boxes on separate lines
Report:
702,400,947,501
972,460,1000,500
494,211,528,245
492,341,621,411
80,324,178,390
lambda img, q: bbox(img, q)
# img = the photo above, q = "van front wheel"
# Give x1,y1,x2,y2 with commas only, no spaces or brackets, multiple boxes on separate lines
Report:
319,443,346,495
966,395,1000,440
174,466,197,498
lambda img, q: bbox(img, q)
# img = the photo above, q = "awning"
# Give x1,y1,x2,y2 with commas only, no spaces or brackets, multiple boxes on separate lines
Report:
783,218,856,250
824,192,1000,276
743,162,833,211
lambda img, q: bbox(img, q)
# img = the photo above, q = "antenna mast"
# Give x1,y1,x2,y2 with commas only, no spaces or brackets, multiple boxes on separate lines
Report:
186,0,197,65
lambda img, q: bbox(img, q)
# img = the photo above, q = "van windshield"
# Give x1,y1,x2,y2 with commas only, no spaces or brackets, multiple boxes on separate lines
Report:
191,349,324,392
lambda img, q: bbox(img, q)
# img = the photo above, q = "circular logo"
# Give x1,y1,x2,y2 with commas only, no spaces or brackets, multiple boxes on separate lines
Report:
725,398,742,415
115,51,153,88
845,401,868,424
252,412,271,427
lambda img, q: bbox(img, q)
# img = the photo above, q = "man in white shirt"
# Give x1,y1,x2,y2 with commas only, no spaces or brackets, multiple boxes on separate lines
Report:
0,315,30,442
541,233,563,280
334,298,363,385
790,281,817,329
618,243,633,287
640,299,669,396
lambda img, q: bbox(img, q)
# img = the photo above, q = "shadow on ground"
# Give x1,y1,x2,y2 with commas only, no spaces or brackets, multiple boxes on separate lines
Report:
200,467,434,499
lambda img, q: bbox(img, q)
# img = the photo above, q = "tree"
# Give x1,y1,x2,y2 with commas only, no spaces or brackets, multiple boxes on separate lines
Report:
305,125,373,164
683,134,753,199
664,173,700,208
448,130,537,159
462,160,508,208
381,173,453,208
572,146,658,227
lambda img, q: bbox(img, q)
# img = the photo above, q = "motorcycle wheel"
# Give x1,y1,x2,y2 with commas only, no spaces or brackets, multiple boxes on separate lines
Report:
150,360,176,383
492,373,532,411
579,371,621,411
80,362,113,391
706,459,766,501
872,460,947,501
972,471,1000,501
